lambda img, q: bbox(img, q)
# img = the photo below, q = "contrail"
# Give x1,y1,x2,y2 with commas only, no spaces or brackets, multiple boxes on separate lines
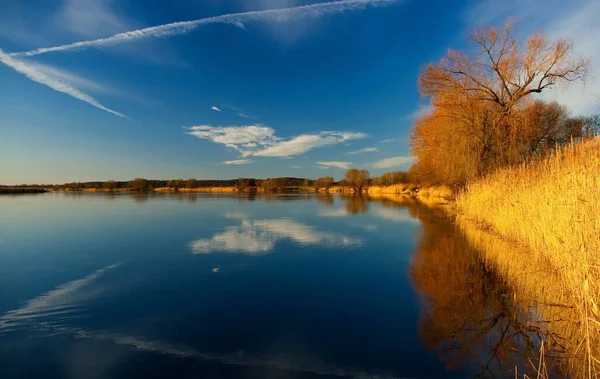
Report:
10,0,399,57
0,49,128,118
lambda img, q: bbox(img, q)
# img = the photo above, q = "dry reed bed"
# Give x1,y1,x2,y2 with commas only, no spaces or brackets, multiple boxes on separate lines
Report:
454,141,600,377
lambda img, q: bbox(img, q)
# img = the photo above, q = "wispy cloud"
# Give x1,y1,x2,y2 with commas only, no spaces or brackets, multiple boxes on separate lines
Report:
370,156,415,169
222,159,252,165
317,161,352,169
253,132,365,157
0,49,127,118
220,104,257,119
11,0,400,57
380,138,396,143
187,125,366,158
187,125,279,152
347,146,378,154
290,165,302,169
29,61,100,90
55,0,128,39
210,104,256,119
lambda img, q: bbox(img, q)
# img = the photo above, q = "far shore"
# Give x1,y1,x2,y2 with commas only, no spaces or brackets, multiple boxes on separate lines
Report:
1,184,453,205
0,187,48,194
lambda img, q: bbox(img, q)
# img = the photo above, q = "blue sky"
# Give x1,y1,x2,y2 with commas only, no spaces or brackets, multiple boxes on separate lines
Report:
1,0,598,184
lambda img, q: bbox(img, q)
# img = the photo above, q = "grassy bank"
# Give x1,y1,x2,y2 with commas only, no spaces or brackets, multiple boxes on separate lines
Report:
156,187,239,193
325,184,454,204
453,140,600,377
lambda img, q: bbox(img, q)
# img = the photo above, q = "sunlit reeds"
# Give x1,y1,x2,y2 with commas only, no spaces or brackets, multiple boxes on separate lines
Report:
455,140,600,378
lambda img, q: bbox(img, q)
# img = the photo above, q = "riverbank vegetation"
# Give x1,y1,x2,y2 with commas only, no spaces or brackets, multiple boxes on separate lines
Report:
454,140,600,377
6,171,426,195
406,22,599,377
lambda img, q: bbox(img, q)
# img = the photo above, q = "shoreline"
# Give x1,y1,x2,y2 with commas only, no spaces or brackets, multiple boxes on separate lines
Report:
28,184,454,203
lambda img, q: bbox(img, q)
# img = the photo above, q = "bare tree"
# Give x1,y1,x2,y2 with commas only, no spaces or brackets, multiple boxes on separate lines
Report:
412,22,589,184
420,22,588,115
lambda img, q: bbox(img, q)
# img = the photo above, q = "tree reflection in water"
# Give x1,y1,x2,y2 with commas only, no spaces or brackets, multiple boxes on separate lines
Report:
341,195,368,215
407,204,565,378
315,193,335,206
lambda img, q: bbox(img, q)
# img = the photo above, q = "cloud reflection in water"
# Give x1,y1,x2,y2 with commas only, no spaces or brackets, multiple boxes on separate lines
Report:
190,218,362,254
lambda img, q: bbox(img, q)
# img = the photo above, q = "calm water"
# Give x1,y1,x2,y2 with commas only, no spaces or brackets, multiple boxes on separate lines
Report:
0,193,541,378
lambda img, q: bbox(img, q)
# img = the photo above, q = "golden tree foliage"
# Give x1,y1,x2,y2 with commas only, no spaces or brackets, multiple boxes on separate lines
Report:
411,23,589,185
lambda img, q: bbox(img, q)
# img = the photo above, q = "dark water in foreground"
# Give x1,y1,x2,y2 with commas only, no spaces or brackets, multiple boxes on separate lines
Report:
0,193,543,378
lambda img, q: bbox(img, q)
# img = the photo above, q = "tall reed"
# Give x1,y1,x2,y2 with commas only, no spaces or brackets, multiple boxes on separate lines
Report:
455,140,600,377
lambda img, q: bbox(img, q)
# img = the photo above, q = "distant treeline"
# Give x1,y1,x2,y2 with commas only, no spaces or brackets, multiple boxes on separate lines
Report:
3,171,412,192
0,187,48,194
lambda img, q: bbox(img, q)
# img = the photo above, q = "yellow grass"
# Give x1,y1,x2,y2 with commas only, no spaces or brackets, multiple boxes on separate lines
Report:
454,140,600,378
367,184,414,194
162,187,238,193
416,185,453,204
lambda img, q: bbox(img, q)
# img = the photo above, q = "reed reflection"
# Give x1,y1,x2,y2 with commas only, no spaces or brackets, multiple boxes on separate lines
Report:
407,205,564,378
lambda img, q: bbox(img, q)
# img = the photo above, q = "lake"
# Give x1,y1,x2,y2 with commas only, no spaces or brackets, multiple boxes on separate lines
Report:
0,193,544,378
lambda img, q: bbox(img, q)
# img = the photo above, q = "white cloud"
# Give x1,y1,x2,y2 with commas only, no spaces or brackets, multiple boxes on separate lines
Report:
190,218,361,254
380,138,396,143
290,165,302,169
0,49,127,118
370,156,415,169
187,125,278,153
211,106,222,112
317,161,352,170
11,0,400,57
222,159,252,165
347,146,378,154
254,132,365,157
187,125,366,158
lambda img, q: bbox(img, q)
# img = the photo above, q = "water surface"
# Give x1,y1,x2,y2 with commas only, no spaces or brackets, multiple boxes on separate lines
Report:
0,193,542,378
